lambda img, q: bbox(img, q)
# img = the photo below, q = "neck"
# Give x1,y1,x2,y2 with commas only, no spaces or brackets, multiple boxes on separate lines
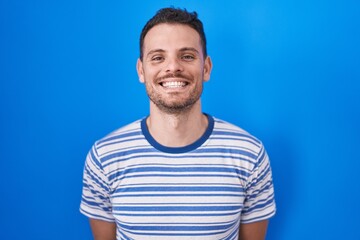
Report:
147,101,208,147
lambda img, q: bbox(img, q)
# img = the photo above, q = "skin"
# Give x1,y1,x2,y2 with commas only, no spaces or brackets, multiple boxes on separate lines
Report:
239,220,269,240
89,219,116,240
90,23,269,240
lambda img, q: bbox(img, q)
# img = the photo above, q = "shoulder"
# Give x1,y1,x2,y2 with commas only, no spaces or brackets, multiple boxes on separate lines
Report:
210,117,270,174
212,117,263,149
92,118,145,158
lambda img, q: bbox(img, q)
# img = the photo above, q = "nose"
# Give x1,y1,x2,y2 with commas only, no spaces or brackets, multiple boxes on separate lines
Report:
165,57,183,73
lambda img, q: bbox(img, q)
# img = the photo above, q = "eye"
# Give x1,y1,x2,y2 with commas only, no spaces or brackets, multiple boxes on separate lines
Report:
182,55,195,61
151,56,164,62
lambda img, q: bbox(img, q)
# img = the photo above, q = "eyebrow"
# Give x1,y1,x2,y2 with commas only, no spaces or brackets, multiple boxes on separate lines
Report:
146,49,165,58
146,47,200,58
178,47,200,54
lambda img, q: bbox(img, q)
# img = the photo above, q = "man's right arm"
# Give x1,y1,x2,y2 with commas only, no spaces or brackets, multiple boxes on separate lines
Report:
80,146,116,239
89,219,116,240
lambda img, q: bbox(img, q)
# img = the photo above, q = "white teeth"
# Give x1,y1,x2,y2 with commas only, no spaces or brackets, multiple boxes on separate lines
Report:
162,81,186,88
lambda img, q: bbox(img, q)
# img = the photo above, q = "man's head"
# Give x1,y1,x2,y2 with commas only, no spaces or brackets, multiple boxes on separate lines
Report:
139,7,207,61
137,7,212,115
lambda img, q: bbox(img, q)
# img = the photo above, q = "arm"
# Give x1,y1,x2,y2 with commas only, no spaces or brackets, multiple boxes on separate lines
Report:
80,146,116,239
240,145,275,239
90,218,116,240
239,220,268,240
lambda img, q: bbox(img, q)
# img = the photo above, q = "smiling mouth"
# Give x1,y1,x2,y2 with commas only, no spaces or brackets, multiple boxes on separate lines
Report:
160,81,189,88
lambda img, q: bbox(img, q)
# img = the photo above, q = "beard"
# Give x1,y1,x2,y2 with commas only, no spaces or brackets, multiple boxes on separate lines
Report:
145,73,204,115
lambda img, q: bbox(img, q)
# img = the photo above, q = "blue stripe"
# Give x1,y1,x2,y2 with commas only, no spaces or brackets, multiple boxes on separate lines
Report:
243,197,275,213
89,148,102,170
112,193,245,198
113,205,242,212
117,221,235,231
248,180,273,200
113,212,240,217
247,164,271,190
120,227,228,236
84,164,110,192
103,153,257,168
81,197,112,212
117,182,244,187
220,225,240,240
117,218,239,226
114,186,244,193
111,174,248,183
108,166,249,181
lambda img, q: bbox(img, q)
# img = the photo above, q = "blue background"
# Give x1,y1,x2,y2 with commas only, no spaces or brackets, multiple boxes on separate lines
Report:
1,0,359,239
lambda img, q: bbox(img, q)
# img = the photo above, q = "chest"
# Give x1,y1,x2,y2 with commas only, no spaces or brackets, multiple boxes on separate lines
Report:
107,157,247,239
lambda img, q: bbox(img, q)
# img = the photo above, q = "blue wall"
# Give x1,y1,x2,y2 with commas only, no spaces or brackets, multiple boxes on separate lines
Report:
1,1,359,239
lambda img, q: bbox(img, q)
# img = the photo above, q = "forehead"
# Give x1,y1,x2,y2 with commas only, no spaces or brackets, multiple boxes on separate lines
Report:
143,23,202,54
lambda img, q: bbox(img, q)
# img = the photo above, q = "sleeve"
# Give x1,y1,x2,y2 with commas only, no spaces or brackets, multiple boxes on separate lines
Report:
80,144,115,222
241,143,276,223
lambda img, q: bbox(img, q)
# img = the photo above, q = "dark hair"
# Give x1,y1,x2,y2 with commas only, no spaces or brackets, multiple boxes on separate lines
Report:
139,7,207,60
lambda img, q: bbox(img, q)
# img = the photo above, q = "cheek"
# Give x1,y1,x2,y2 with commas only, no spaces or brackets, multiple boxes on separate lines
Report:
143,67,161,80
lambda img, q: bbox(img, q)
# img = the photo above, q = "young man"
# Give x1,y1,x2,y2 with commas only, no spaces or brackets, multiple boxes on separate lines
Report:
80,7,276,240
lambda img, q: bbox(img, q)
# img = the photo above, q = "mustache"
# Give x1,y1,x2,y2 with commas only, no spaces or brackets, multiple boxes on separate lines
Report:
156,73,192,82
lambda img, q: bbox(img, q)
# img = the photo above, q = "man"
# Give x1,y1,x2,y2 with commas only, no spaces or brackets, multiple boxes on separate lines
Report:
80,7,276,240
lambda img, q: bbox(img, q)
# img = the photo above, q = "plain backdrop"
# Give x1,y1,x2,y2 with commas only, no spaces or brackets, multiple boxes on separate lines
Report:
1,0,359,239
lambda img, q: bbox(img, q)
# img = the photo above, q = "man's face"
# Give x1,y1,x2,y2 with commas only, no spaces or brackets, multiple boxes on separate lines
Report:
137,23,212,114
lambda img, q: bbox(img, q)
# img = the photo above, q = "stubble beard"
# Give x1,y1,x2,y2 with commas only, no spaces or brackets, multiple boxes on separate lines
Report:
145,79,203,115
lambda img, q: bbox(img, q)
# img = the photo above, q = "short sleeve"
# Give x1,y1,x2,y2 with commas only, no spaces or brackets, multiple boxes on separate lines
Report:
241,143,276,223
80,145,115,222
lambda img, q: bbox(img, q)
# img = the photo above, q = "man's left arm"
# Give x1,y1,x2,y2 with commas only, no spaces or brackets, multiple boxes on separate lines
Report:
240,143,276,239
239,220,268,240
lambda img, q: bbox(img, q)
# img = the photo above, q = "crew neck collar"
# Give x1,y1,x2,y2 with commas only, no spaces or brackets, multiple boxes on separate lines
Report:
141,113,214,154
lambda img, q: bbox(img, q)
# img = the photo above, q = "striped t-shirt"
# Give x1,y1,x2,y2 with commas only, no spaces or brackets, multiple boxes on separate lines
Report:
80,114,276,239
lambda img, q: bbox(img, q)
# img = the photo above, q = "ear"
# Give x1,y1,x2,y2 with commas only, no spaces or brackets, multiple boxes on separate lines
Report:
136,58,145,83
203,56,213,82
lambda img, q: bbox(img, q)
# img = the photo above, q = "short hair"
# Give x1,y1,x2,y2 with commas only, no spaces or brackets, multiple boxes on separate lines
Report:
139,7,207,60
